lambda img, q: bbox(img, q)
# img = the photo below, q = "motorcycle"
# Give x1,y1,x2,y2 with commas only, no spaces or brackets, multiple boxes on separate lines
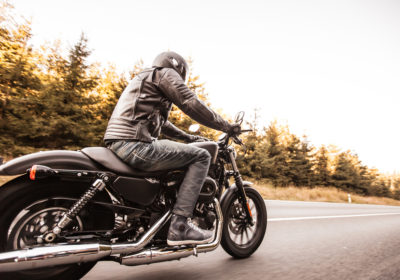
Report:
0,112,267,280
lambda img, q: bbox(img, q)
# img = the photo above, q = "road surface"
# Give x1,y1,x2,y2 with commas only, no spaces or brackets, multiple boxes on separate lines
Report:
84,200,400,280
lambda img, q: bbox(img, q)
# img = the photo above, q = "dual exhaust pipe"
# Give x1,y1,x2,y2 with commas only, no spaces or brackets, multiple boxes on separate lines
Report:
121,199,223,266
0,199,223,272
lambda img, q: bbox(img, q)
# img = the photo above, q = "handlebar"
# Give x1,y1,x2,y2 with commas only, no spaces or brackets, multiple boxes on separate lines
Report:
219,127,252,147
217,111,253,147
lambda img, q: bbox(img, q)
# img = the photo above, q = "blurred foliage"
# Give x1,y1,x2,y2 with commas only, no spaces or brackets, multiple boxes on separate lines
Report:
237,109,399,199
0,1,398,200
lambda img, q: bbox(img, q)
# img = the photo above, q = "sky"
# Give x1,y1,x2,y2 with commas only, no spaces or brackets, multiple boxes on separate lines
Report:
11,0,400,173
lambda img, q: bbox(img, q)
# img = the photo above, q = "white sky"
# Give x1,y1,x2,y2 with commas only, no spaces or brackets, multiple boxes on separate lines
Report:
11,0,400,173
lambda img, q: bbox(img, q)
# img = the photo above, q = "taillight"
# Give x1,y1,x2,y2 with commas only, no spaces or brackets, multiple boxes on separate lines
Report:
29,165,37,180
27,165,54,180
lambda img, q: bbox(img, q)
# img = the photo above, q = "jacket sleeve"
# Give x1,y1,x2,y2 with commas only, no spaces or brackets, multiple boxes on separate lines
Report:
158,69,231,133
161,121,195,142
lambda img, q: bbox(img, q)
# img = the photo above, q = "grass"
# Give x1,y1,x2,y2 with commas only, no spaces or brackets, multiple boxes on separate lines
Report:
1,175,400,206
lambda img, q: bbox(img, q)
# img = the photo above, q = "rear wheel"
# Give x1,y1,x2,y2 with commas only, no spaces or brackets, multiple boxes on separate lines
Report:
221,187,267,258
0,176,114,280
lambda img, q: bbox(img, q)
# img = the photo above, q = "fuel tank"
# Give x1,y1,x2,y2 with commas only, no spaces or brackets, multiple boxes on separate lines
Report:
190,142,219,164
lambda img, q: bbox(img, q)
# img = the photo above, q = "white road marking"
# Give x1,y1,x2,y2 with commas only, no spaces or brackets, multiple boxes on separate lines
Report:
267,212,400,221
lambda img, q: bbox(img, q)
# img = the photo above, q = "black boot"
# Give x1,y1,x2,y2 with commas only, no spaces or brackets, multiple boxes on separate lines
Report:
167,214,214,246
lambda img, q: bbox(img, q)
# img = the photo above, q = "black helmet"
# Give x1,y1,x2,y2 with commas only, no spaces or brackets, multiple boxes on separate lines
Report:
152,51,189,81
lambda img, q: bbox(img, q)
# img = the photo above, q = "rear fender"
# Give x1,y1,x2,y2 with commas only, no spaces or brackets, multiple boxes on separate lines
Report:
0,150,102,176
0,151,106,205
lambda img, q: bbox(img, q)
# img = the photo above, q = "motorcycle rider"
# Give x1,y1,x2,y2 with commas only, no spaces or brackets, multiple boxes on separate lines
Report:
104,51,237,246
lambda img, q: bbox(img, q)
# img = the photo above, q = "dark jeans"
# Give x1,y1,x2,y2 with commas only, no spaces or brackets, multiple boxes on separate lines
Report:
108,139,211,217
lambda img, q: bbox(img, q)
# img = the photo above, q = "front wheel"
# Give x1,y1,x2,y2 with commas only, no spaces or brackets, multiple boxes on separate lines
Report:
221,187,267,258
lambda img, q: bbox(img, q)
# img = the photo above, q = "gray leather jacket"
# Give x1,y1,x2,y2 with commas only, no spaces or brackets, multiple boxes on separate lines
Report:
104,67,231,143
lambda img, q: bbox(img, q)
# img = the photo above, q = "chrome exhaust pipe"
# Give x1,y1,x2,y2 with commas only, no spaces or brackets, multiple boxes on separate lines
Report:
197,198,223,253
121,246,196,266
121,198,223,266
0,243,112,272
0,210,171,272
110,210,172,255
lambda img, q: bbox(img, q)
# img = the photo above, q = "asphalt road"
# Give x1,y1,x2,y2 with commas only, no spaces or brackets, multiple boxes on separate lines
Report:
83,200,400,280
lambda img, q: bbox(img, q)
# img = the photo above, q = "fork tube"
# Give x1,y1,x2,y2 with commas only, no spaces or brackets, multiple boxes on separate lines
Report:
228,149,254,224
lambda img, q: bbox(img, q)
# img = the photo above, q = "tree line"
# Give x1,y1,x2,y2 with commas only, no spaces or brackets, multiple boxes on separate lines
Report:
236,114,400,199
1,1,399,199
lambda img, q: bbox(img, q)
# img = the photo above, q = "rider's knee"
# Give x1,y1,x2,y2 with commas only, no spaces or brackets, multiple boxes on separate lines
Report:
197,149,211,164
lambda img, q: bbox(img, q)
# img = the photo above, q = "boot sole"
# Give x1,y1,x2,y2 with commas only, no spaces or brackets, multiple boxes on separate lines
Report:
167,236,214,246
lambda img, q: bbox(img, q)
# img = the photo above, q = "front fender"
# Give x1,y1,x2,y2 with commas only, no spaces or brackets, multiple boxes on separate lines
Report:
0,150,102,176
220,180,254,207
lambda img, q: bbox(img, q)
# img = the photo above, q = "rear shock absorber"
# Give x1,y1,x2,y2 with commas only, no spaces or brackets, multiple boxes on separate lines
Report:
52,174,111,235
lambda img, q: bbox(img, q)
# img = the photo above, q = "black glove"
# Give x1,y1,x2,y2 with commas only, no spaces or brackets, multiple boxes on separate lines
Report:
229,124,241,135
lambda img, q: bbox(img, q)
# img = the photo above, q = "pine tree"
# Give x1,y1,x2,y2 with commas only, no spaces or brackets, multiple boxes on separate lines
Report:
39,33,100,149
392,175,400,199
262,121,290,186
331,151,374,194
285,135,314,186
314,145,331,186
332,152,356,192
369,171,391,197
91,64,128,141
237,108,266,179
0,1,43,155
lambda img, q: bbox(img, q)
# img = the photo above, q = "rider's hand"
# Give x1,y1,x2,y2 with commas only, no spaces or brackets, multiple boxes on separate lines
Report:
229,124,241,135
189,135,210,143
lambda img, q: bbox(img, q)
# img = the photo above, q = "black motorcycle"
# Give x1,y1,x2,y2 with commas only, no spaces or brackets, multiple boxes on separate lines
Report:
0,112,267,280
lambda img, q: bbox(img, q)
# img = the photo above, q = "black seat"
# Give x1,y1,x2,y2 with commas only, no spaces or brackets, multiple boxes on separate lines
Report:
81,147,167,177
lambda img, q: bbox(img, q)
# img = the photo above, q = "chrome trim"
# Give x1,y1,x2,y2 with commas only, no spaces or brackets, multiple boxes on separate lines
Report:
0,210,172,272
228,149,239,173
197,198,223,253
110,210,171,255
104,187,122,205
121,198,223,266
230,180,254,188
0,199,219,272
0,243,111,272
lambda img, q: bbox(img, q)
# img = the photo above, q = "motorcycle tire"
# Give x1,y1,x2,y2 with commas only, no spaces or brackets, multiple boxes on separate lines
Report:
0,176,114,280
221,187,267,259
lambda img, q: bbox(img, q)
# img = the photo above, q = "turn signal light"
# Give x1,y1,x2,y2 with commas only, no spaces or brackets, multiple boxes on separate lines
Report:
29,165,37,180
27,165,54,180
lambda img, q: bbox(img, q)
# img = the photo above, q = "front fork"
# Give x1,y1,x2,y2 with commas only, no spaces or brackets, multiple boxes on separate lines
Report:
228,148,254,225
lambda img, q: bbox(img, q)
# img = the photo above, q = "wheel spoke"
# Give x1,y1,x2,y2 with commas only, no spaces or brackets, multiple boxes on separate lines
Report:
11,207,83,250
248,225,256,234
233,232,240,243
228,193,265,247
244,227,250,242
